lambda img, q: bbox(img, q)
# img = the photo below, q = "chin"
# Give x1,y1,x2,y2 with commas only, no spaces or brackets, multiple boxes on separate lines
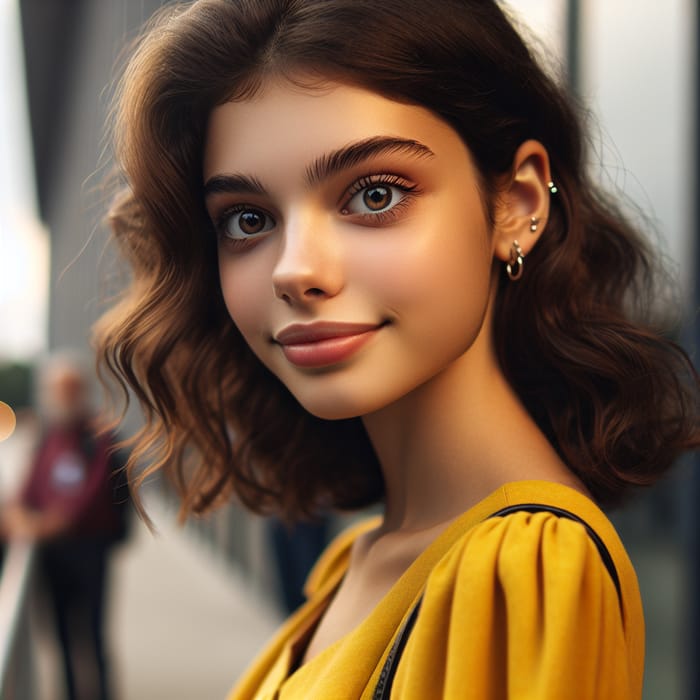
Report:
302,388,421,420
299,398,366,421
292,387,389,421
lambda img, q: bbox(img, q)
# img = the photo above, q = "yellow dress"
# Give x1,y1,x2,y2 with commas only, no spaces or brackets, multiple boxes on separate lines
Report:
228,481,644,699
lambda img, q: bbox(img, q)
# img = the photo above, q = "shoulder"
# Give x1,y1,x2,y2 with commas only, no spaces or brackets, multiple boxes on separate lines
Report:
430,506,621,614
395,483,645,697
428,481,640,625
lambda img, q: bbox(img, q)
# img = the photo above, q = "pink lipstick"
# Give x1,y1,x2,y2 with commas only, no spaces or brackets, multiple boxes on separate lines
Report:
274,321,383,368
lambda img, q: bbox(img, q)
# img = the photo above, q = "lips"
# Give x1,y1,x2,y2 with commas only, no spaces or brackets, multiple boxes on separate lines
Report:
275,322,382,345
274,321,384,367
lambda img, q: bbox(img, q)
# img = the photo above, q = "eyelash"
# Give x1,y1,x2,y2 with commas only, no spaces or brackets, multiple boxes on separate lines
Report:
213,173,420,250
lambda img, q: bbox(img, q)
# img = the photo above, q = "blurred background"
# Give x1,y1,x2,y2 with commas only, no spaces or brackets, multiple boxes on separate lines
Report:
0,0,697,698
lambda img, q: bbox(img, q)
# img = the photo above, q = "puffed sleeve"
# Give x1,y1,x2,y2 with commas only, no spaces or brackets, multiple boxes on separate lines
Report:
391,512,641,699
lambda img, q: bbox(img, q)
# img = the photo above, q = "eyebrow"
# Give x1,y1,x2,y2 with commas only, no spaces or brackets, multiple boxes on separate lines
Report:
203,136,435,200
304,136,434,186
203,173,267,199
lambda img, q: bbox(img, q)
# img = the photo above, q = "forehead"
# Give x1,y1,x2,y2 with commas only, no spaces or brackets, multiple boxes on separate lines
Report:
203,79,467,180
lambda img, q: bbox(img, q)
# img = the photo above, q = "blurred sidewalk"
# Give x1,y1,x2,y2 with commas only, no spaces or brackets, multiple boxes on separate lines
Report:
29,493,283,700
105,499,282,700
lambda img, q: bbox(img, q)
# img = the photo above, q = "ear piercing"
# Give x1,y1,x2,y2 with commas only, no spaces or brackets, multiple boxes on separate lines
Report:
506,240,524,281
511,182,556,279
530,179,557,235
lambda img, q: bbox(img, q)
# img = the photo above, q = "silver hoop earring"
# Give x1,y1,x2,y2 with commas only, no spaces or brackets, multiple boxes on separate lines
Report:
506,240,524,281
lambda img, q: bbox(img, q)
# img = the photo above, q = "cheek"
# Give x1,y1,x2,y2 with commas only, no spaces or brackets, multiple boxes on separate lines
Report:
218,257,270,341
357,220,495,392
351,219,492,314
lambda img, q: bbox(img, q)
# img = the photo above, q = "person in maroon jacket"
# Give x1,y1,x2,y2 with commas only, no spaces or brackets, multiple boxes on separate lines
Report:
2,353,129,700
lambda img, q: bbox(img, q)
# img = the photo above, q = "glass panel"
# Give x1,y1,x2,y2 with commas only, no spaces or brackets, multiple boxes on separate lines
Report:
581,0,694,301
505,0,568,64
0,0,48,358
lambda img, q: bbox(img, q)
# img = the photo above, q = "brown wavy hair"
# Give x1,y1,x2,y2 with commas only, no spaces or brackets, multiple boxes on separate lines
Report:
94,0,699,520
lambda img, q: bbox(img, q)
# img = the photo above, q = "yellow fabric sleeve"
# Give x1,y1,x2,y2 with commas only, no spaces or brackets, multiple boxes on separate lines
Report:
392,511,640,699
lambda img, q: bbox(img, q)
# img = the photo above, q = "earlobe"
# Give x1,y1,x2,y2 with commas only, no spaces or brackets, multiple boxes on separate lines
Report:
493,140,552,263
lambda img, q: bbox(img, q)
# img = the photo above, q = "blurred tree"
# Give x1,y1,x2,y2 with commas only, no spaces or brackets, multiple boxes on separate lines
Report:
0,362,34,410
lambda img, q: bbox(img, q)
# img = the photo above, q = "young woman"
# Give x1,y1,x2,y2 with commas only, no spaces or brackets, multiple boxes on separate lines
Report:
95,1,700,697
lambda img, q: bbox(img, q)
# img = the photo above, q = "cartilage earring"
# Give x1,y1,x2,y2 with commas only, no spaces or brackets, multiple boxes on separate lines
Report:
529,217,539,233
506,240,524,281
548,180,558,194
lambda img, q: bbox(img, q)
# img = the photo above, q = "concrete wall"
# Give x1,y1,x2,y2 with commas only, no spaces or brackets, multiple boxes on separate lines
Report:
20,0,167,352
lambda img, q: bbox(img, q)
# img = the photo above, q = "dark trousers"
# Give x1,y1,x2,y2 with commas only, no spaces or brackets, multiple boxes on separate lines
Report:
39,540,112,700
269,518,329,613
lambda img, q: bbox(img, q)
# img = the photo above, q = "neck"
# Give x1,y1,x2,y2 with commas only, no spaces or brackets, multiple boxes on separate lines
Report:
362,320,579,535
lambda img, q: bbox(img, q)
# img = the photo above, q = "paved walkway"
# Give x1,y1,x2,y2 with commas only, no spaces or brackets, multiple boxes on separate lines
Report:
108,501,282,700
34,497,282,700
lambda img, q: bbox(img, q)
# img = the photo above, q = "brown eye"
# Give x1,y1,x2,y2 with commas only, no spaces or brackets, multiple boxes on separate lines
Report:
341,177,415,222
363,186,392,211
220,206,276,240
239,210,265,234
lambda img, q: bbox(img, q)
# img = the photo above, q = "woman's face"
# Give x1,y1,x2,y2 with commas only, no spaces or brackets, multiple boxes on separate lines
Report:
203,80,496,420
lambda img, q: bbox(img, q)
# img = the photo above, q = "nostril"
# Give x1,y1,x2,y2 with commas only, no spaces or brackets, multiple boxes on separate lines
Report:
305,288,325,297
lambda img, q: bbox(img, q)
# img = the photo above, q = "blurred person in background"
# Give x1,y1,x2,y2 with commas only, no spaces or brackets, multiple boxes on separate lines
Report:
1,351,130,700
268,515,330,613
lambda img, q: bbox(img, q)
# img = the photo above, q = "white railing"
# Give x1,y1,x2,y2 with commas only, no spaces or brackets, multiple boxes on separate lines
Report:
0,541,35,700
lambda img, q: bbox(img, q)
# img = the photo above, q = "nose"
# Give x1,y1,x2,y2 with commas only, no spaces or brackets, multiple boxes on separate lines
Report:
272,213,344,305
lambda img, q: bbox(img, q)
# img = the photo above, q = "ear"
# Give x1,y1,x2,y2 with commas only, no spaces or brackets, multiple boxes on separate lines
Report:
492,140,552,263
